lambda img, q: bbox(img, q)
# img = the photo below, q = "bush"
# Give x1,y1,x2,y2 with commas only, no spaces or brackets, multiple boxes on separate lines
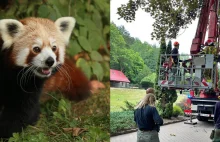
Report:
140,81,154,89
120,101,136,111
110,111,136,134
173,105,184,117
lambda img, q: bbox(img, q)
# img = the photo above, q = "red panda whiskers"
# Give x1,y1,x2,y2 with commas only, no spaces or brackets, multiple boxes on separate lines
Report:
55,65,71,91
0,17,79,138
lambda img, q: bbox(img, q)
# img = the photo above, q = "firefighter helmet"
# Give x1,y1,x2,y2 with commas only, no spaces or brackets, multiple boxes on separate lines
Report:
174,41,179,46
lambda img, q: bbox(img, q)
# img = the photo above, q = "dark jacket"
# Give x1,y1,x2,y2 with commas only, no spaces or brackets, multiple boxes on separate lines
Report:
134,105,163,132
171,47,181,63
214,102,220,129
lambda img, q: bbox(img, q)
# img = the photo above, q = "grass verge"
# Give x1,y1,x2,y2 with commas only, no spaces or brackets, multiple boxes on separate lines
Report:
2,83,110,142
110,88,145,112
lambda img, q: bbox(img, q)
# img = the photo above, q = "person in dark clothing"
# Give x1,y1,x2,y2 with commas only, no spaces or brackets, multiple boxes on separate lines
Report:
171,41,182,64
213,102,220,141
134,92,163,142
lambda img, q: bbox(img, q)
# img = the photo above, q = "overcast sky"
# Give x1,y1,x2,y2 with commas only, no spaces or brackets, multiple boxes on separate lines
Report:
111,0,199,54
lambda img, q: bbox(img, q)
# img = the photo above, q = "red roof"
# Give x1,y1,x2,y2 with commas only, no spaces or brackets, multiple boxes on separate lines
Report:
110,69,130,83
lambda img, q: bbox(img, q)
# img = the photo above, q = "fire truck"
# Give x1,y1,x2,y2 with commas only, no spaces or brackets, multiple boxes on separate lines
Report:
158,0,220,124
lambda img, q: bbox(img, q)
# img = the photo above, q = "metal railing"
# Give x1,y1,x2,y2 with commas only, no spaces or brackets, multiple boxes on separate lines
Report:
158,54,216,89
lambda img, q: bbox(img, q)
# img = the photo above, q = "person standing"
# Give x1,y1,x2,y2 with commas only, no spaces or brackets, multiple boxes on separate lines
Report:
134,89,163,142
213,102,220,142
171,41,181,65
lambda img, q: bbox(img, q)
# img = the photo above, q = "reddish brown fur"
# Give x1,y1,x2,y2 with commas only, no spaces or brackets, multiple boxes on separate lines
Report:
42,58,91,101
9,17,65,67
4,17,91,102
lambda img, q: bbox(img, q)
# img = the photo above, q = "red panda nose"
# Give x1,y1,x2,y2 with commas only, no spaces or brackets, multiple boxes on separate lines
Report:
45,57,55,67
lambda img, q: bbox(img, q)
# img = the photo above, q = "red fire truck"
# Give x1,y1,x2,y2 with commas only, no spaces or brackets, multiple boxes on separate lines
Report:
158,0,220,124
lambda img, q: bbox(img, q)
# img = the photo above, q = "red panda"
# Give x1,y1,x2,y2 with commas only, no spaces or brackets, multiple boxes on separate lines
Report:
0,17,91,138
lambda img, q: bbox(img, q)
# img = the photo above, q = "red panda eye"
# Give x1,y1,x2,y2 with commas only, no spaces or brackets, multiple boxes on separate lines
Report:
52,46,57,52
33,47,41,53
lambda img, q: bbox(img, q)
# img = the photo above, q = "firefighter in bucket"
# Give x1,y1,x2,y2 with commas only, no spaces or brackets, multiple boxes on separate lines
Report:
171,41,182,77
171,41,182,65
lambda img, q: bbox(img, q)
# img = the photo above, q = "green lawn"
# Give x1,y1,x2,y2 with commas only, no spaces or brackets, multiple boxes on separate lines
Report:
110,88,146,112
110,88,187,112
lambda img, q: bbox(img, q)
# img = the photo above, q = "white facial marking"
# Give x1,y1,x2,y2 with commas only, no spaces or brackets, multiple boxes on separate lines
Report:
15,48,30,67
59,47,65,64
35,38,43,47
49,37,56,46
32,47,57,68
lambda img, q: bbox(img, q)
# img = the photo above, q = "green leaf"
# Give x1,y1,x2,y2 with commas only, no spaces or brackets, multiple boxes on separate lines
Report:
76,58,91,79
92,9,102,28
101,62,110,78
103,25,110,35
66,40,82,57
52,5,62,18
53,112,63,120
79,26,88,37
73,29,79,37
90,51,103,61
48,8,57,21
78,36,92,52
89,36,102,50
84,18,97,31
75,17,85,26
91,62,104,81
86,3,94,12
88,31,104,50
38,5,50,17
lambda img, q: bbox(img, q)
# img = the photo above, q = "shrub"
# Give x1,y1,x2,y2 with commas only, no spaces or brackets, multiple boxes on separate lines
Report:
120,101,136,111
173,105,184,117
110,111,136,134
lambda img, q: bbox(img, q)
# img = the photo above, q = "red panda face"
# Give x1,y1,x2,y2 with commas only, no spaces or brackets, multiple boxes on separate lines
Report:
0,17,75,78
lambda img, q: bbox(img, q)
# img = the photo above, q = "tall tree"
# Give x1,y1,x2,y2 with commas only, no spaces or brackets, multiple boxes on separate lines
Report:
118,26,135,47
155,38,177,118
167,40,172,54
110,23,126,69
130,39,159,72
117,0,202,40
110,23,145,83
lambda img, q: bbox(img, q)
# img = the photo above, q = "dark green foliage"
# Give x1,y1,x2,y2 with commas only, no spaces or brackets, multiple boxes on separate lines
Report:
141,73,156,89
110,23,159,84
130,39,160,72
120,101,136,111
155,38,166,84
167,40,172,54
155,39,177,118
117,26,135,48
0,0,110,81
141,81,154,89
110,111,136,134
173,105,184,117
117,0,201,40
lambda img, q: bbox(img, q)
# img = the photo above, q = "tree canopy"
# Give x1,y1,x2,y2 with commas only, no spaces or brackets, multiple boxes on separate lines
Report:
110,23,159,85
117,0,202,40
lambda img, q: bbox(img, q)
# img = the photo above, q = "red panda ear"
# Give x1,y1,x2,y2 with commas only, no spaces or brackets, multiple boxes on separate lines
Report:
0,19,24,50
55,17,76,45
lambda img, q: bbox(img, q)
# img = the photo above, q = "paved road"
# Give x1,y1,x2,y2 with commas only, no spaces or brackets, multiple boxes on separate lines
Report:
111,119,214,142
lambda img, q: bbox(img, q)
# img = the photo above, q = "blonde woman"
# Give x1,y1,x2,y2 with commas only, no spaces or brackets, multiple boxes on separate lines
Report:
134,89,163,142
